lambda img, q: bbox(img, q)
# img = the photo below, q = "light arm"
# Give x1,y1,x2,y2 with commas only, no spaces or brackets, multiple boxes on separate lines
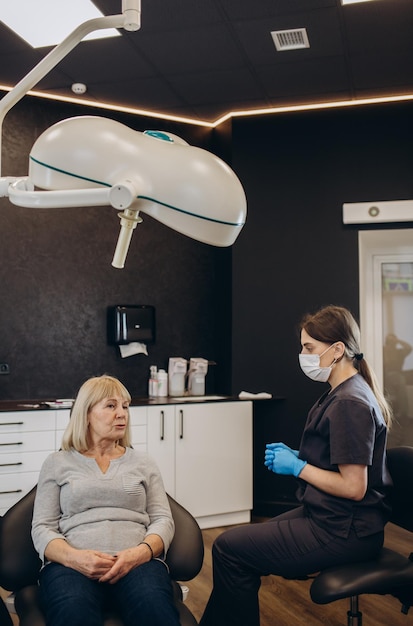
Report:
0,0,141,175
7,180,111,208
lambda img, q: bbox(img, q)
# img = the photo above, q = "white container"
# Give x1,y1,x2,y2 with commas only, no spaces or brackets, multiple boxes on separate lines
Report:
148,365,158,398
168,357,187,396
188,358,208,396
157,369,168,397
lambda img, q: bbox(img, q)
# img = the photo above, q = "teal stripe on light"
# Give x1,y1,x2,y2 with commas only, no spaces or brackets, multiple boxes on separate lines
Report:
30,156,110,188
29,156,245,227
137,195,244,227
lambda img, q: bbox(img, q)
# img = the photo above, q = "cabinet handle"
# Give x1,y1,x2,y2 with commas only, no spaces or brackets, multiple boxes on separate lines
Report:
0,422,24,427
0,489,23,495
0,442,23,446
179,409,184,439
160,410,165,441
0,461,23,467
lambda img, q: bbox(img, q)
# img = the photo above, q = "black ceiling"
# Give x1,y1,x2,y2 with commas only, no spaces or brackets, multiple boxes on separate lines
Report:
1,0,412,123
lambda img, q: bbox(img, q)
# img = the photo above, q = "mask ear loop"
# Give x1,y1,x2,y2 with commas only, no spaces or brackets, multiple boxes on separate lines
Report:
331,341,345,365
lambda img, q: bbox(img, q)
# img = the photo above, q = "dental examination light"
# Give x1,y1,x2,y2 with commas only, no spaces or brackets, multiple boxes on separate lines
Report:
0,1,247,268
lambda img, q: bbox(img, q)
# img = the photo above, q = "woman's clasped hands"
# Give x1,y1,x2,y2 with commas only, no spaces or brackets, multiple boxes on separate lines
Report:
67,545,148,585
264,442,307,477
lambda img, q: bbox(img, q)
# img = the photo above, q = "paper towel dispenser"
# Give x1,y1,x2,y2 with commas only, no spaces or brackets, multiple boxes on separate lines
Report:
108,305,155,345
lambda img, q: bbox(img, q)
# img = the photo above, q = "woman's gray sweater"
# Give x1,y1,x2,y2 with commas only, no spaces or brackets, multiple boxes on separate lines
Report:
31,447,174,562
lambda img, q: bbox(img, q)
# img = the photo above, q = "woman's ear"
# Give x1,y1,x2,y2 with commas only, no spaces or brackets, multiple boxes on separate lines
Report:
334,341,346,359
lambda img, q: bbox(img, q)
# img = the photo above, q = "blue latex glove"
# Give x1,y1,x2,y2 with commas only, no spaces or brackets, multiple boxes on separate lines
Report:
266,442,299,457
266,447,307,477
264,442,299,469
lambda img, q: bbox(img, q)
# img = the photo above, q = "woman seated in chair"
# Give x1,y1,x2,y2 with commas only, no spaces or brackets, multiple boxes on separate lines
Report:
32,375,181,626
200,305,393,626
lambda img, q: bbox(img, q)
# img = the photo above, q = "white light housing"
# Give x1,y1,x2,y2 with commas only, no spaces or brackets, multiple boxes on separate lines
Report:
343,200,413,224
1,116,247,268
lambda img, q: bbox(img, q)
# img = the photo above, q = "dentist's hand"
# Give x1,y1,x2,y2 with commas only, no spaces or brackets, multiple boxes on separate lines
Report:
264,442,299,468
266,442,299,457
265,444,306,477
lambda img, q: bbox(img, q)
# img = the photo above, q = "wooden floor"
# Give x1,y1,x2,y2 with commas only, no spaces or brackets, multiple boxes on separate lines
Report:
2,520,412,626
184,519,413,626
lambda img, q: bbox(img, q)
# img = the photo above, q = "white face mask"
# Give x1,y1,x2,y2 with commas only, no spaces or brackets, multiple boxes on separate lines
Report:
299,344,336,383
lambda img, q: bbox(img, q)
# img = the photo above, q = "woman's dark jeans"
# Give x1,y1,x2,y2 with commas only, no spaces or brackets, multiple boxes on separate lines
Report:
39,559,180,626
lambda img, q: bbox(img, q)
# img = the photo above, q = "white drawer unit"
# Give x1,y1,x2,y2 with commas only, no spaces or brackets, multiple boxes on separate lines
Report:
0,430,55,453
0,450,54,475
0,410,55,434
0,471,40,515
0,410,56,514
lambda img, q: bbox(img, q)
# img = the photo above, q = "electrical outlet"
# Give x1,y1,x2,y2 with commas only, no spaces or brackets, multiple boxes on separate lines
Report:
0,363,10,374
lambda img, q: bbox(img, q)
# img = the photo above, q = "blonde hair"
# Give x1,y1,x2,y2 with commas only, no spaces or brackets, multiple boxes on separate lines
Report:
301,305,393,428
61,375,132,451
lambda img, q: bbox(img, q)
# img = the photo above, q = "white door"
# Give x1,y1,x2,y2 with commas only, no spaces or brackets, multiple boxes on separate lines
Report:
147,405,176,495
359,230,413,446
175,401,253,519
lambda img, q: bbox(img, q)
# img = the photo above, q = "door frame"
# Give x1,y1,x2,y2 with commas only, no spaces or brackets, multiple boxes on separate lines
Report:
359,229,413,388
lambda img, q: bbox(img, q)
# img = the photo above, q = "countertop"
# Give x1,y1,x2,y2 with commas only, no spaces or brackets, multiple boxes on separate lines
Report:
0,395,239,412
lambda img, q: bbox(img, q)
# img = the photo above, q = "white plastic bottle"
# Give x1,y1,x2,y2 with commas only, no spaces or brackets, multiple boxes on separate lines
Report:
157,369,168,397
148,366,158,398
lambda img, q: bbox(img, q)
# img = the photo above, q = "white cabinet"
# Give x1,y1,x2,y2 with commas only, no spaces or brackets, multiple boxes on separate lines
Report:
129,406,147,452
0,410,56,515
146,405,176,495
147,401,253,529
55,409,71,449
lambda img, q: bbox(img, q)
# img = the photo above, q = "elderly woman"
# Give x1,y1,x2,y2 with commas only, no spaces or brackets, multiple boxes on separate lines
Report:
32,375,180,626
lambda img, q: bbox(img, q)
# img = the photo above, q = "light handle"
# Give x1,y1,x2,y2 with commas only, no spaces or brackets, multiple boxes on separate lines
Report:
112,207,143,269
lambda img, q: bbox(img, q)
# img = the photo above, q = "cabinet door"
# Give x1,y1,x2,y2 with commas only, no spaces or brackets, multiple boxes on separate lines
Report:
147,405,175,496
129,406,147,452
175,401,253,518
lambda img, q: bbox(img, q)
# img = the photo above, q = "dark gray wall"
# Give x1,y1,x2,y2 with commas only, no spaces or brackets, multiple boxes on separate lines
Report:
230,102,413,513
2,96,413,517
0,98,231,400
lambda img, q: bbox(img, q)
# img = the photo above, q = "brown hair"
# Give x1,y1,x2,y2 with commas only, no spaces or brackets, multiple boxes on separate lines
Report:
301,305,392,427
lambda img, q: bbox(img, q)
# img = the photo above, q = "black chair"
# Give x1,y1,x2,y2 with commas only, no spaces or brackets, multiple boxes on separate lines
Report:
309,446,413,625
0,515,13,626
0,487,204,626
0,596,13,626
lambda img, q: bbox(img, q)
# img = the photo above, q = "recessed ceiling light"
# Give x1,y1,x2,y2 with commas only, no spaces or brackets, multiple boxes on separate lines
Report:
1,0,120,48
341,0,377,5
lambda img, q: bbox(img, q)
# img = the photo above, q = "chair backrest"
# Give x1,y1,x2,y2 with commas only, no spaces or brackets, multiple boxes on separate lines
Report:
0,486,204,593
166,494,204,580
0,487,40,591
387,446,413,532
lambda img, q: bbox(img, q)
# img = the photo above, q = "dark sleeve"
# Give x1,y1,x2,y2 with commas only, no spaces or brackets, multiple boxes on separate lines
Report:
328,398,376,466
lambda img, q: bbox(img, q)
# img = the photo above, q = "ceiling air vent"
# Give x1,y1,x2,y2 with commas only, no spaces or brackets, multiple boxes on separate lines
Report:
271,28,310,51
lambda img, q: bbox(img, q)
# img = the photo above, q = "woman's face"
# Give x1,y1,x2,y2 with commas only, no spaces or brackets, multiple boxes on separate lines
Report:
87,394,129,446
300,328,335,367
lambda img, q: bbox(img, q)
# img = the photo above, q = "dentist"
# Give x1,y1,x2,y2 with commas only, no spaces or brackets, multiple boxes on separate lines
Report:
200,305,392,626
